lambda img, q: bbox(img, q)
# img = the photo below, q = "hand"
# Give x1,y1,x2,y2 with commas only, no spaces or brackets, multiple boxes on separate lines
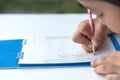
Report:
72,19,111,52
91,52,120,80
106,74,120,80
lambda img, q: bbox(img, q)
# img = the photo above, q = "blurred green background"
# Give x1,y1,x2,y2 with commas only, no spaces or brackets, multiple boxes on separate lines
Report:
0,0,87,13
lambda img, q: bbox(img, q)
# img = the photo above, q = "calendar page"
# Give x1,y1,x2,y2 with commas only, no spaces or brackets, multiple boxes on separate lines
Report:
18,36,115,64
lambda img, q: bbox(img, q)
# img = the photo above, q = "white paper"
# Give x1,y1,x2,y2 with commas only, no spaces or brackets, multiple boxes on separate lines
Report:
19,35,115,64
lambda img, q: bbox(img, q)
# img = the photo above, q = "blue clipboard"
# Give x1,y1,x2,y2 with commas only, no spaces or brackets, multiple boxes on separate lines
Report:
0,34,119,68
0,39,23,68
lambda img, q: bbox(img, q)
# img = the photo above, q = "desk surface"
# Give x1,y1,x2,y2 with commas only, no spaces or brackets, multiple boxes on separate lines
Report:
0,14,104,80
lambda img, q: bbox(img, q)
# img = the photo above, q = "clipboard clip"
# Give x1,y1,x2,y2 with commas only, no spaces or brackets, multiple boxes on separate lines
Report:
16,52,24,59
16,39,26,60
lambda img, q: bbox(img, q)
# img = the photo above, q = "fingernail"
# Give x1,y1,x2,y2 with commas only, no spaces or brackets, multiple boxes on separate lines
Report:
95,68,100,74
91,60,96,67
106,75,113,80
95,65,104,74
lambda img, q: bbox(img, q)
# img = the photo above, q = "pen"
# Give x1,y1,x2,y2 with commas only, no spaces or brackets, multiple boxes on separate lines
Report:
87,8,95,54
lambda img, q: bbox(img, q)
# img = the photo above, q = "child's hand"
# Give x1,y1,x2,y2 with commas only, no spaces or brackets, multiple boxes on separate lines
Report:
72,19,111,52
91,52,120,80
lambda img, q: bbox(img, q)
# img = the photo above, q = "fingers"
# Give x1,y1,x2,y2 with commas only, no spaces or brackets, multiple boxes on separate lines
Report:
106,74,120,80
81,44,93,52
72,20,95,52
72,20,93,45
77,20,93,39
94,64,119,74
91,56,105,67
72,19,110,52
91,52,120,67
91,52,120,74
72,30,91,45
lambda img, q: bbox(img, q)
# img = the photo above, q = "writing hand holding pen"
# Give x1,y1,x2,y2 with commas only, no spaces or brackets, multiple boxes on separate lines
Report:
72,11,112,53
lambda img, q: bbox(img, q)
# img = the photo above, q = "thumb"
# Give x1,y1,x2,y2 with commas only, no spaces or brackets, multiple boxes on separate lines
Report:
92,38,104,50
92,23,109,50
